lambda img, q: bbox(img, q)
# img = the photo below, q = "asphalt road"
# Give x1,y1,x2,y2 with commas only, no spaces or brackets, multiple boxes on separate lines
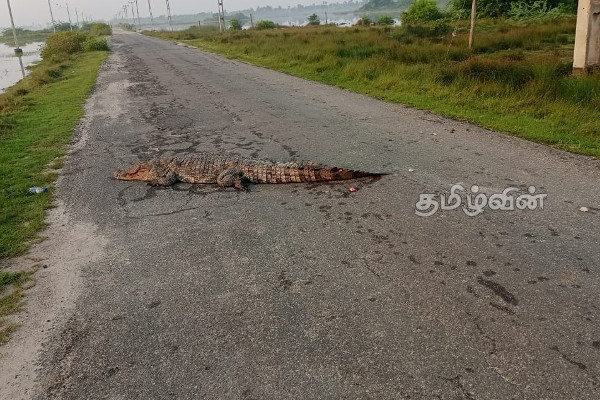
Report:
16,30,600,399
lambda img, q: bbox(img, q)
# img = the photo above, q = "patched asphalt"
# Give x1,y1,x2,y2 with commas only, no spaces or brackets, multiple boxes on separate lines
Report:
31,30,600,399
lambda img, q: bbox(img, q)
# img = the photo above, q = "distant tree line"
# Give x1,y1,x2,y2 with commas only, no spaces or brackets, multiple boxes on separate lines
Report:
396,0,577,25
360,0,578,21
449,0,577,18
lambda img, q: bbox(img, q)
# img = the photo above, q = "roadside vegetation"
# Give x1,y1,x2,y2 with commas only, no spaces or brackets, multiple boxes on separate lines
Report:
0,28,50,45
0,270,32,344
0,23,110,342
145,6,599,157
1,22,111,46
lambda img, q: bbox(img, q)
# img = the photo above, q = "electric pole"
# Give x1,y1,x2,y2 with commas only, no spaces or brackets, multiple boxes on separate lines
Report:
135,0,141,29
47,0,56,33
469,0,476,49
130,3,136,27
66,2,73,31
147,0,154,30
218,0,225,33
5,0,25,78
165,0,173,31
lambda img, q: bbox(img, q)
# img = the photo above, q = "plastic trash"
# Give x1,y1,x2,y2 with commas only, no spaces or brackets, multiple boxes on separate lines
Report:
29,187,48,194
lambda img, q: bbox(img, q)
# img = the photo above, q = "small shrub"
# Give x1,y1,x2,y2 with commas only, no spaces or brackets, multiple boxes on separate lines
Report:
438,68,459,85
337,45,383,59
447,48,471,61
307,13,321,26
41,31,86,60
83,37,109,52
355,16,373,26
460,58,535,88
558,75,600,104
473,36,524,54
394,22,453,43
378,15,396,25
401,0,447,24
230,18,242,30
256,20,276,29
89,23,112,36
503,49,525,61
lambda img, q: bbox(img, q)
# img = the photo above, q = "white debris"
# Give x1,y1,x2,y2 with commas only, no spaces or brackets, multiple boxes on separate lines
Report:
579,207,589,212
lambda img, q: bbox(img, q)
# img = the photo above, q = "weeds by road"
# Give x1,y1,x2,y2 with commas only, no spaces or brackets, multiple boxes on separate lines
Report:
0,51,107,259
146,17,600,157
0,28,108,343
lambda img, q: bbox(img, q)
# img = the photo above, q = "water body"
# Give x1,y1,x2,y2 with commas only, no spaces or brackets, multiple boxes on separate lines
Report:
0,41,43,94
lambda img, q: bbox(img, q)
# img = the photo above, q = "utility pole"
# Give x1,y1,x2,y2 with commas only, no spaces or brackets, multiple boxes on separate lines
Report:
5,0,25,78
573,0,600,75
130,3,136,27
66,2,73,30
165,0,173,31
218,0,225,33
47,0,56,33
147,0,155,30
134,0,141,29
468,0,476,49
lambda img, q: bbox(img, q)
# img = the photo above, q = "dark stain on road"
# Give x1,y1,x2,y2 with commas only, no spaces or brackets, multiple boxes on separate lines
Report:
550,345,588,370
476,276,519,306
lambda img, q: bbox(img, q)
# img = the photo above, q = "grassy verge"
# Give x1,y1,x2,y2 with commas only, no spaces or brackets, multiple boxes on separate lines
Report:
145,17,600,157
0,51,107,258
0,39,107,342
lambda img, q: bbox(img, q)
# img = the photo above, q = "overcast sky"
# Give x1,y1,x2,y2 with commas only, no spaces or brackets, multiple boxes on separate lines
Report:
2,0,333,28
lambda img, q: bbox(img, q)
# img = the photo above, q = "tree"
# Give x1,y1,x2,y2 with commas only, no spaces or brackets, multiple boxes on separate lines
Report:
89,23,112,36
400,0,446,24
360,0,398,11
355,16,373,26
448,0,576,18
229,18,242,30
307,13,321,25
256,20,276,29
377,14,396,25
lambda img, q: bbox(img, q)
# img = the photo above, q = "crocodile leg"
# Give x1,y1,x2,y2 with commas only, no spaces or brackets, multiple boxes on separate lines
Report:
216,168,248,191
151,172,179,186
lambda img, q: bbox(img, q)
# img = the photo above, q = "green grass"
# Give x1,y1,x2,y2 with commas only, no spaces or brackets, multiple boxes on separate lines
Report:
0,51,107,259
0,40,106,344
145,16,600,157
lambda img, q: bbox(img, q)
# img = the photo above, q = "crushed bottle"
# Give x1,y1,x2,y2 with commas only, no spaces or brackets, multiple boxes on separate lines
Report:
29,187,48,194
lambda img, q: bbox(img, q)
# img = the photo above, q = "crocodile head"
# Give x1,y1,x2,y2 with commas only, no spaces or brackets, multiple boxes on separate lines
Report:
114,162,155,182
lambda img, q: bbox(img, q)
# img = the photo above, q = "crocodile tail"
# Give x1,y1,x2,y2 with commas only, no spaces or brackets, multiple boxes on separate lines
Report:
259,163,382,184
310,166,380,182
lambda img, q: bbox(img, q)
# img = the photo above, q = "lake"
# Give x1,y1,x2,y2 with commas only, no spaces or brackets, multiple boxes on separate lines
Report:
0,41,43,94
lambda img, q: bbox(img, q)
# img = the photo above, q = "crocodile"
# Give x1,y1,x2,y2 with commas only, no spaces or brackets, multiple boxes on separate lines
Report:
114,154,382,190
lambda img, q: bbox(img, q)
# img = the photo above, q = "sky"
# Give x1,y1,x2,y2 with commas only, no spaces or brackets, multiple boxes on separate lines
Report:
2,0,335,29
